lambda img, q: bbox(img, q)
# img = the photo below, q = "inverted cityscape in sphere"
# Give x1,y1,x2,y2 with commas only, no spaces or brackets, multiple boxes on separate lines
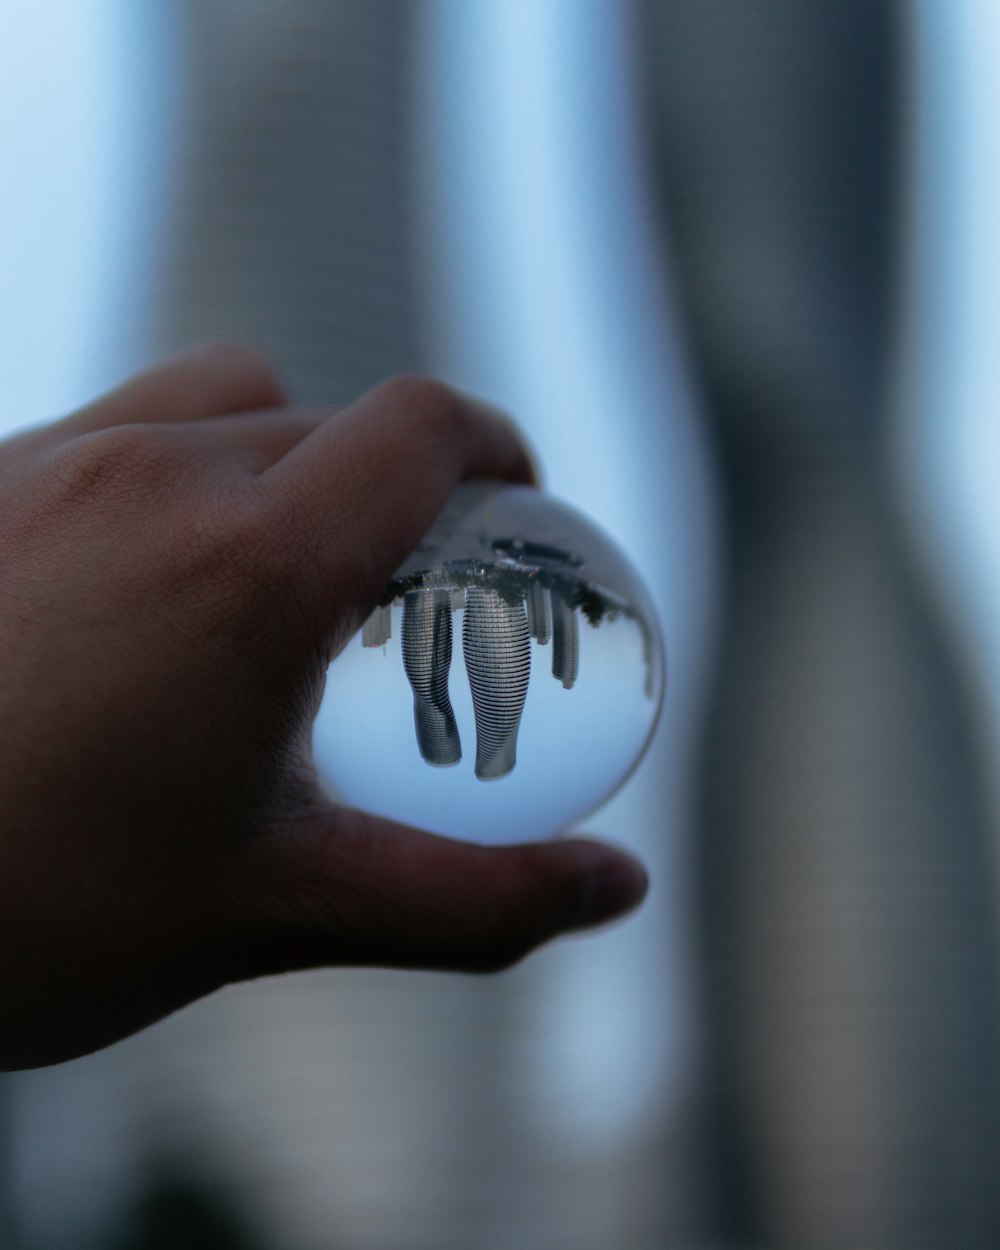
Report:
363,550,654,780
316,481,665,844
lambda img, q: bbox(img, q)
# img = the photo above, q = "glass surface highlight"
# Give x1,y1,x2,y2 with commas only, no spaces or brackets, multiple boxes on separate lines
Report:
314,481,665,843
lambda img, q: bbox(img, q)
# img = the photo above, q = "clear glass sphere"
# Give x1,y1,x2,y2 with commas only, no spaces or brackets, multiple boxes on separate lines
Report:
314,481,665,844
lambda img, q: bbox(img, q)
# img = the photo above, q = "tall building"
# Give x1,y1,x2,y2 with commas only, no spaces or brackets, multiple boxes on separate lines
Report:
462,587,532,780
401,588,462,767
550,589,580,690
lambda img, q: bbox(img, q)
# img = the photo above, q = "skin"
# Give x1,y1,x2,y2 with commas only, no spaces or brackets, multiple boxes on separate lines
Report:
0,342,648,1070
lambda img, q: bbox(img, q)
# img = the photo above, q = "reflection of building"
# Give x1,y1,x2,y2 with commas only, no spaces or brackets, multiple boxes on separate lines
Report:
401,589,462,766
462,587,531,780
362,604,392,647
525,581,551,644
550,589,579,690
366,570,593,780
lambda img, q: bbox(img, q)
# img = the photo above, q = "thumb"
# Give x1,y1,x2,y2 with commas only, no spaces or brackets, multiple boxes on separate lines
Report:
224,808,649,979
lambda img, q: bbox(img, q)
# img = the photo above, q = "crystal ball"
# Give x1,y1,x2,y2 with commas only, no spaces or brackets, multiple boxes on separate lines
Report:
314,480,665,844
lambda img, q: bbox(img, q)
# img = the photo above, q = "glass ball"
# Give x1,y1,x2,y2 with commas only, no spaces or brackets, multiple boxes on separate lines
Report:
314,481,665,844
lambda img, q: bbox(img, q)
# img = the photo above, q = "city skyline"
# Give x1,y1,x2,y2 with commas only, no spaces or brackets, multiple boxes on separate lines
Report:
365,570,593,780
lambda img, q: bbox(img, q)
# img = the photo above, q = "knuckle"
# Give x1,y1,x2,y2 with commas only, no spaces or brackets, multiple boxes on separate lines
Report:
241,487,331,621
187,485,278,591
201,340,285,401
47,424,178,510
202,490,323,640
375,374,467,445
162,486,310,639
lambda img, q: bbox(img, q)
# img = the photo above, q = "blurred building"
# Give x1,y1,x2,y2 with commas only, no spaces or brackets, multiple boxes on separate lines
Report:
3,2,1000,1248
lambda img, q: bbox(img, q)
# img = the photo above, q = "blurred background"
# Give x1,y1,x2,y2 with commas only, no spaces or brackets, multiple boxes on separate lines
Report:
2,1,1000,1246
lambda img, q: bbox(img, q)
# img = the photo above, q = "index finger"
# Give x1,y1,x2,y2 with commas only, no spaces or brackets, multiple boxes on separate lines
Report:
60,341,287,437
263,374,539,624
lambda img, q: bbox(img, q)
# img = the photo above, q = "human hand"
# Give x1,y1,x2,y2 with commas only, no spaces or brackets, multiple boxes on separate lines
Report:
0,343,648,1069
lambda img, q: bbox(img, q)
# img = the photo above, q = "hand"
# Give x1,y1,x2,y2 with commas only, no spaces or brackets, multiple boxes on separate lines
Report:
0,343,648,1069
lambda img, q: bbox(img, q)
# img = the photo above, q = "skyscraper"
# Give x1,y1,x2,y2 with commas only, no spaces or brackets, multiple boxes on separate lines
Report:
550,589,579,690
401,588,462,767
462,586,531,780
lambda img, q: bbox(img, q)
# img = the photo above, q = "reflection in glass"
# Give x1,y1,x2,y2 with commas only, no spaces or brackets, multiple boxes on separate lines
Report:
316,480,665,844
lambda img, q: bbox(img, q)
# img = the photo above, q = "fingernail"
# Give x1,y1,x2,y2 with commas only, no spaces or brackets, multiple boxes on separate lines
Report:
568,847,649,930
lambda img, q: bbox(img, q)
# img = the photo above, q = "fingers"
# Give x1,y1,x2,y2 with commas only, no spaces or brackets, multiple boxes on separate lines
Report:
59,341,287,437
262,374,538,620
168,406,331,473
223,810,648,978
